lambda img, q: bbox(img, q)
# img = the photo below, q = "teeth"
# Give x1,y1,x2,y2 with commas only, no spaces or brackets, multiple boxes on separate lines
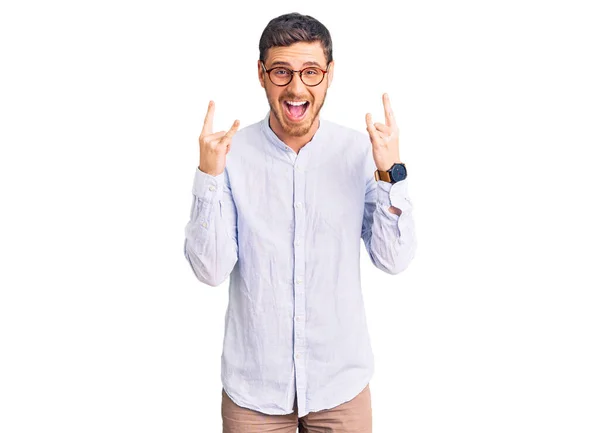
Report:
286,101,308,106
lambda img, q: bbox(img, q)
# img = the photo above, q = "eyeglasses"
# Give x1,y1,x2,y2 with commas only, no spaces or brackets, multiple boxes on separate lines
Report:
261,61,330,87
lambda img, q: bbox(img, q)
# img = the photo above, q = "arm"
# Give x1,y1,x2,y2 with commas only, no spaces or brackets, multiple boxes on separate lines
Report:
183,167,239,287
362,92,416,274
361,158,417,274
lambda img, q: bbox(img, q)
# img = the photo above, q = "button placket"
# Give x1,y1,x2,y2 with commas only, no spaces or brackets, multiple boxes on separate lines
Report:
292,158,307,410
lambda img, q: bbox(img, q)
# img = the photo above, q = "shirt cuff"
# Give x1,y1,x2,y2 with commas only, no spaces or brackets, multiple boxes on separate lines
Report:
192,167,224,203
377,179,413,214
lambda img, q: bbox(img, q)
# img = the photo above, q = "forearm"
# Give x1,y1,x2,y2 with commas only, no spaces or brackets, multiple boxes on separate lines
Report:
183,168,238,287
363,180,417,274
388,205,402,216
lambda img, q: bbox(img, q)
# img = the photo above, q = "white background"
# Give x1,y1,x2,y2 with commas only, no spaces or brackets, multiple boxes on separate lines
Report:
1,0,599,432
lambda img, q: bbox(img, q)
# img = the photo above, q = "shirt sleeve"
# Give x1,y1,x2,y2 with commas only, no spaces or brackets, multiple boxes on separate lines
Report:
183,167,239,286
361,156,417,274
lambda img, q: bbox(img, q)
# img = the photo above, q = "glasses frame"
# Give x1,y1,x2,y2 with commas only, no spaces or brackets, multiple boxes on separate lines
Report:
260,61,330,87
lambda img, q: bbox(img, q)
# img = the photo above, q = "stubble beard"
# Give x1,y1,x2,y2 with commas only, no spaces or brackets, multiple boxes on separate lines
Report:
267,91,327,137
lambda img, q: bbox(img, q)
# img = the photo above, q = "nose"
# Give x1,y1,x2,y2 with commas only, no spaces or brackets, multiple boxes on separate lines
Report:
287,71,306,93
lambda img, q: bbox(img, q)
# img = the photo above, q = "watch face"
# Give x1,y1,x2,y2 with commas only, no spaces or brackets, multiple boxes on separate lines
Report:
391,163,407,182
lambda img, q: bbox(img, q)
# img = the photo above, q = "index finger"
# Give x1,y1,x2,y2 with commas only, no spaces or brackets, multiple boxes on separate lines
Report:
382,93,396,127
201,100,215,136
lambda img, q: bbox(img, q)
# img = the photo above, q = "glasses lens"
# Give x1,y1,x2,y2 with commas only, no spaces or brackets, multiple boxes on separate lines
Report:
270,67,292,85
301,68,324,86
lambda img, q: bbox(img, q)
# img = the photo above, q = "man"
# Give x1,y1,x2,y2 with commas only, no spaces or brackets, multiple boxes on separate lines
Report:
183,12,416,433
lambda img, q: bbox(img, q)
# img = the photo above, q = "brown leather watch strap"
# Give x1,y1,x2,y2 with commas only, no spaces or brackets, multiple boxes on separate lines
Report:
374,169,392,182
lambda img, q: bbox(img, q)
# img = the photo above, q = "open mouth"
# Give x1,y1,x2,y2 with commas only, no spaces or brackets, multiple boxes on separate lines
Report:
283,100,310,121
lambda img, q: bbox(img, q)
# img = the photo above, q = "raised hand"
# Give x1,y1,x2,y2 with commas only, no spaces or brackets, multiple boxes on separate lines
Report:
365,93,401,171
198,100,240,176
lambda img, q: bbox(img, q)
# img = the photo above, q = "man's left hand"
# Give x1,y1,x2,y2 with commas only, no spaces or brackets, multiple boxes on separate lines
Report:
365,93,401,171
366,93,403,216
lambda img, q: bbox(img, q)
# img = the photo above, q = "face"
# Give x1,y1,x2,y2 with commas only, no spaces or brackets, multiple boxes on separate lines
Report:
258,41,334,138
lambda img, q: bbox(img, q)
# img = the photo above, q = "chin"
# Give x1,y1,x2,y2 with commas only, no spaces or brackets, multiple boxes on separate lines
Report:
283,115,313,137
274,107,314,137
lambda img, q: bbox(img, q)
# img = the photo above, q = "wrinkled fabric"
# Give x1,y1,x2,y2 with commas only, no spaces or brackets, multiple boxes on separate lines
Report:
184,111,416,417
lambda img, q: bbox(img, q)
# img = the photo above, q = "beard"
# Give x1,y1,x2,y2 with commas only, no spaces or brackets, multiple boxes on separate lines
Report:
267,90,327,137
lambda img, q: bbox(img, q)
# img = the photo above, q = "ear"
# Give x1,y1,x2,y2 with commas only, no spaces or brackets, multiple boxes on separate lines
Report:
258,60,266,89
326,60,334,88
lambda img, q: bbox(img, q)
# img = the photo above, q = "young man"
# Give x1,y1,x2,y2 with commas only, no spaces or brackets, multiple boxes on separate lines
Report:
184,12,416,433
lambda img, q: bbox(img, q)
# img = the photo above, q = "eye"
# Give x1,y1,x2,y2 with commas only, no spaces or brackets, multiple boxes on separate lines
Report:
303,68,319,75
273,68,290,76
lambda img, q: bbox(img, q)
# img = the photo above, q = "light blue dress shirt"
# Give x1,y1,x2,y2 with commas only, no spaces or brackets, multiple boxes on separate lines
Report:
183,111,416,418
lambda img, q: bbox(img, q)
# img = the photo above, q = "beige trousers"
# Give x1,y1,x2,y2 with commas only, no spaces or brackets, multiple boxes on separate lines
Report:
221,383,372,433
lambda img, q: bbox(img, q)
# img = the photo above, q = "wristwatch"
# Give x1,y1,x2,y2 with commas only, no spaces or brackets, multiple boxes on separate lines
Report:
374,162,407,184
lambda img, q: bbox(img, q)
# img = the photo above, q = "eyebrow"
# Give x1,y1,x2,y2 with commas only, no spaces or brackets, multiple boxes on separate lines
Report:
269,61,324,69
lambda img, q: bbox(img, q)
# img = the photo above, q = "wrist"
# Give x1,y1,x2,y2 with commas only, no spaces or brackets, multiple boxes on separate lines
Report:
374,162,407,184
198,164,222,177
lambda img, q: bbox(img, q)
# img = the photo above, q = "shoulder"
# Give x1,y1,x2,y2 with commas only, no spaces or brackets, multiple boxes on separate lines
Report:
231,118,262,144
227,117,263,156
320,118,371,155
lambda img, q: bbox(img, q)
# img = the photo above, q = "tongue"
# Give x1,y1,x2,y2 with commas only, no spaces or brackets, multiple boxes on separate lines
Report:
288,103,305,118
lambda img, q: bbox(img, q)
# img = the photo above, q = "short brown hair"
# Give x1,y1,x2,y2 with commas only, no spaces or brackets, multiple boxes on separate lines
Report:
259,12,333,65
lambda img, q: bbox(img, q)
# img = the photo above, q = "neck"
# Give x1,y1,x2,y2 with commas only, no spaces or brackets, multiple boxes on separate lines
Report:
269,111,320,154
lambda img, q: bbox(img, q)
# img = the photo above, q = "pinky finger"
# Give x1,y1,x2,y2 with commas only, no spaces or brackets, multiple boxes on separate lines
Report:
224,119,240,140
365,113,380,144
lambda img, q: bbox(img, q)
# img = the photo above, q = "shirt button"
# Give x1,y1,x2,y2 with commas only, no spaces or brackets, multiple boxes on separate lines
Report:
295,315,302,321
209,185,216,191
295,240,301,246
296,278,303,284
295,202,302,209
295,353,300,358
201,222,208,228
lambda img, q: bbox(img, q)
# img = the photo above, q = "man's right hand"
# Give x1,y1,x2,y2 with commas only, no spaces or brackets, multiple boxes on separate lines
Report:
198,100,240,176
